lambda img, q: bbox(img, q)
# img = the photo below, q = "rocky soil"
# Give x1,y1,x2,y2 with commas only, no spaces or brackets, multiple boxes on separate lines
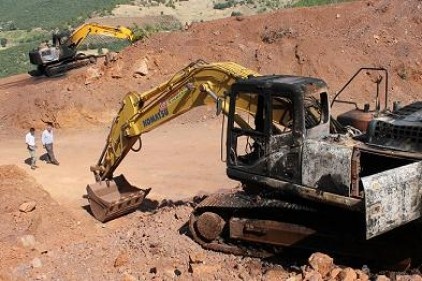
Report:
1,165,421,280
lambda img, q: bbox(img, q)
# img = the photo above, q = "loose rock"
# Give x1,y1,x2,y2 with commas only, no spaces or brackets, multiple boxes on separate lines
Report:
338,267,357,281
133,58,149,77
308,252,333,277
263,267,289,281
19,201,36,213
20,234,36,249
31,257,42,268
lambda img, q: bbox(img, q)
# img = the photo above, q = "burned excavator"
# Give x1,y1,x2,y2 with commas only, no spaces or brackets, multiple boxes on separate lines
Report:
86,60,422,265
28,23,133,77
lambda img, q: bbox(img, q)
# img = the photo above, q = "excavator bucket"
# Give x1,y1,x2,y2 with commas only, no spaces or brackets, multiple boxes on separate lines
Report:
86,175,151,222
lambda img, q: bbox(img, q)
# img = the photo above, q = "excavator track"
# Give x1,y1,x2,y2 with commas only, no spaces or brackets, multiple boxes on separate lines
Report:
189,190,422,269
189,190,320,257
44,57,94,77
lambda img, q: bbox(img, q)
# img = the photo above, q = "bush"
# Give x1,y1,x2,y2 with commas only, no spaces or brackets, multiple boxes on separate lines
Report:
0,38,7,47
213,1,235,10
231,11,243,16
0,44,32,77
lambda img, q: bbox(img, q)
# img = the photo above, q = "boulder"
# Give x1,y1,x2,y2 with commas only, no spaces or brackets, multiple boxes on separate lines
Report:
133,58,149,77
110,60,124,78
85,66,103,85
19,201,36,213
105,52,119,66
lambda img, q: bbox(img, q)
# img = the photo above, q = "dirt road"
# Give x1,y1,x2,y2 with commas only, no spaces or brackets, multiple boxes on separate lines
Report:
0,116,236,218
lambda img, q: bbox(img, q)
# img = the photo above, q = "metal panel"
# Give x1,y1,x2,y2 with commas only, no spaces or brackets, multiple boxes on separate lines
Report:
302,139,354,196
363,161,422,239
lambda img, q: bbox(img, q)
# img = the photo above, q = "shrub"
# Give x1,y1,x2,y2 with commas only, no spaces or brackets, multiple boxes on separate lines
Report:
0,38,7,47
214,1,235,10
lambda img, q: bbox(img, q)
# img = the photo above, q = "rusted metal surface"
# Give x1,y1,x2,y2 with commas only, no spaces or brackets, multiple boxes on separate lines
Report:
228,168,363,210
337,109,375,132
230,218,316,246
195,212,226,241
366,101,422,153
350,148,361,197
362,161,422,239
302,138,355,196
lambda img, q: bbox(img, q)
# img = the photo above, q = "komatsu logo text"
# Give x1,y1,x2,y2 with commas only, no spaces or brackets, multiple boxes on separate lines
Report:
142,105,169,127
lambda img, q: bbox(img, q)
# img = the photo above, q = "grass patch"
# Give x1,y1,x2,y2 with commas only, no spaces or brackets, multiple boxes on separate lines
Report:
0,0,133,31
0,44,32,77
292,0,353,7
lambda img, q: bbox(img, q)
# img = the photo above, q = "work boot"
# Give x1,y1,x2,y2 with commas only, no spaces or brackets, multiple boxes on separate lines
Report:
52,161,60,166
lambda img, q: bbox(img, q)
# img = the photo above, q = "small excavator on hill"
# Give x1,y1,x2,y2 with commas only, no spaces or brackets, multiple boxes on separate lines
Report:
28,23,133,77
85,60,422,264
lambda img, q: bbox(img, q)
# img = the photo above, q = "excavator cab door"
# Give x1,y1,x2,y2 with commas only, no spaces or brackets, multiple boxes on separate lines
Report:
227,83,303,182
266,94,301,183
227,90,269,176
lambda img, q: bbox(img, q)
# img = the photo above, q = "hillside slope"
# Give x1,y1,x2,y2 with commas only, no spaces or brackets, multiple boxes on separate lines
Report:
0,0,420,131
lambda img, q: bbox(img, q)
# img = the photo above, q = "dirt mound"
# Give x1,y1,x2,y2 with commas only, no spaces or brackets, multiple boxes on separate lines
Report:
0,0,421,133
0,165,82,280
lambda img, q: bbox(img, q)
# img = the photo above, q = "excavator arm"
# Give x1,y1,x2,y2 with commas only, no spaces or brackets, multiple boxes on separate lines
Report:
66,22,134,49
92,60,258,180
86,60,258,222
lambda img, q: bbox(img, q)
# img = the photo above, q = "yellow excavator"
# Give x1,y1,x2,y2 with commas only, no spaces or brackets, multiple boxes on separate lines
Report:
86,60,422,265
28,23,133,77
86,59,259,222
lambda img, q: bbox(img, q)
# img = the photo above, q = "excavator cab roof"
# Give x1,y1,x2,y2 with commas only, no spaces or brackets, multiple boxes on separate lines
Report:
232,75,328,98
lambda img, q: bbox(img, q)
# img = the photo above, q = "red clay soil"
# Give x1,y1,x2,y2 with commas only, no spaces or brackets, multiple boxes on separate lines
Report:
0,0,421,133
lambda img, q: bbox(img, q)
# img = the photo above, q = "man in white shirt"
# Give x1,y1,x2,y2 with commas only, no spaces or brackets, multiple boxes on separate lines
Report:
25,128,38,170
42,122,59,166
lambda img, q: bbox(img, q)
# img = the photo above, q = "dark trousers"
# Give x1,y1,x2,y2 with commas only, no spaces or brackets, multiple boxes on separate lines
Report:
45,143,58,163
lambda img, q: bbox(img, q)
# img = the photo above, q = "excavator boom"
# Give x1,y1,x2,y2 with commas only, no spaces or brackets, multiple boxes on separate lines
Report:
66,22,134,48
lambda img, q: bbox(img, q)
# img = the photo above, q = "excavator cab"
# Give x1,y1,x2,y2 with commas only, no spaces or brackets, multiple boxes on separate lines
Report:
226,75,331,186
